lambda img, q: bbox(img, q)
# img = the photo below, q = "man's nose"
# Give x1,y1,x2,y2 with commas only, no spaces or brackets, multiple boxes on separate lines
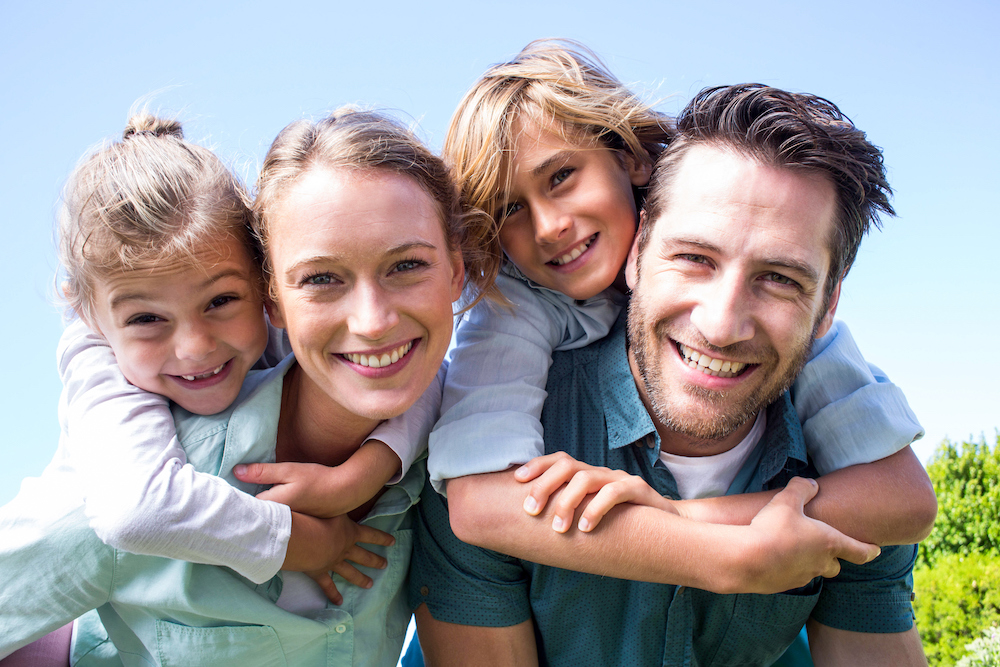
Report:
689,274,755,348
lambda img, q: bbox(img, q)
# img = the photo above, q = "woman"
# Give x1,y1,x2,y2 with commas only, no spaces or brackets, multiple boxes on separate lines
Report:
0,108,487,666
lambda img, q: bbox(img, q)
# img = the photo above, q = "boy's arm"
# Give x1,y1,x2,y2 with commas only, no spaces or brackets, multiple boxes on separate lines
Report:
448,472,879,595
59,319,290,584
429,272,620,494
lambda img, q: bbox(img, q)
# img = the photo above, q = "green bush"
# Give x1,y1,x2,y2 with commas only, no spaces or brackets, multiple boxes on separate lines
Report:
914,553,1000,666
956,625,1000,667
919,434,1000,569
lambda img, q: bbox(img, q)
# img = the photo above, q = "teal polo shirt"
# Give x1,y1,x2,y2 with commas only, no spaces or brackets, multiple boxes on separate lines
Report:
409,314,916,666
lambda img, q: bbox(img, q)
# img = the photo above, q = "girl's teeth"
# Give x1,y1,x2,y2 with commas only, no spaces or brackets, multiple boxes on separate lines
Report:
181,363,226,382
677,343,748,378
346,341,414,369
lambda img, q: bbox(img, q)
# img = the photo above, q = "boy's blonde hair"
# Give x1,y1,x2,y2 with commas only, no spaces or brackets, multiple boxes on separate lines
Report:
253,107,491,305
59,113,257,324
443,38,675,299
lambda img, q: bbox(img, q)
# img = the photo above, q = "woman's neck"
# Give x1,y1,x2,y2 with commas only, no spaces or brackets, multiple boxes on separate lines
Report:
275,363,382,467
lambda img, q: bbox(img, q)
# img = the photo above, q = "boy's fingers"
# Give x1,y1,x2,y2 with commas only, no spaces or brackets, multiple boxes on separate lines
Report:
833,534,881,566
524,457,579,516
771,477,819,509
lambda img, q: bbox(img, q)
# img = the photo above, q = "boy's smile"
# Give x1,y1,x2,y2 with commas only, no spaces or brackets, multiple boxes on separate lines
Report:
497,120,650,300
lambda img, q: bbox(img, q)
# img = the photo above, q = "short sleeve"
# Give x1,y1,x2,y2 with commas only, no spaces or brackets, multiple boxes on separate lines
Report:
408,483,531,627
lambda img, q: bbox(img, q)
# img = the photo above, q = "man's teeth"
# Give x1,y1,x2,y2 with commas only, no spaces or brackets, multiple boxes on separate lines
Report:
677,343,748,378
550,236,595,266
181,363,227,382
345,341,414,369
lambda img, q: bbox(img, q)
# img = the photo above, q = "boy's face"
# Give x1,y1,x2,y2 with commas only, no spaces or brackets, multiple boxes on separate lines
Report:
89,235,268,415
496,120,651,300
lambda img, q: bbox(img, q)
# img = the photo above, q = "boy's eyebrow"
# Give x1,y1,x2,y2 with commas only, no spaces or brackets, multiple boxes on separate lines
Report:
109,268,250,310
530,151,576,177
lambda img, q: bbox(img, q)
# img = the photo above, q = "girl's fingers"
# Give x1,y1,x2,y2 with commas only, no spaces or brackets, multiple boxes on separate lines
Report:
355,525,395,548
305,570,343,605
345,544,388,571
332,561,373,590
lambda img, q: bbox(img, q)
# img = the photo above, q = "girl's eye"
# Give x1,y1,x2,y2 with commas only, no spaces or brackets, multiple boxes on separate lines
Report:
126,313,163,326
208,295,237,309
551,167,573,187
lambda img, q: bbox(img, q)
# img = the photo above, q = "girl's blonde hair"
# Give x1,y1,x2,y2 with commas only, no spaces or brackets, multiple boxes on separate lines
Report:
59,113,256,324
443,38,675,297
253,107,491,305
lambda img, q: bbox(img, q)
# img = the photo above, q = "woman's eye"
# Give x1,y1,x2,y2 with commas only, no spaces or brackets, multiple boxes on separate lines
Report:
303,273,336,286
552,167,573,187
392,259,428,274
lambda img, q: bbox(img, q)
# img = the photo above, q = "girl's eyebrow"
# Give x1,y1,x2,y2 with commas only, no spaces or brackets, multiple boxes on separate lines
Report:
109,268,249,311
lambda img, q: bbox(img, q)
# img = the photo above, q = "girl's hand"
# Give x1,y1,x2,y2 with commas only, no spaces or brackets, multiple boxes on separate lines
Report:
515,452,677,533
283,511,395,605
234,440,400,517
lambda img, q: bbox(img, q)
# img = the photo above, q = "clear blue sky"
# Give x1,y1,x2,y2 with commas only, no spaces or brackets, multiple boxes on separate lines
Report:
1,0,997,506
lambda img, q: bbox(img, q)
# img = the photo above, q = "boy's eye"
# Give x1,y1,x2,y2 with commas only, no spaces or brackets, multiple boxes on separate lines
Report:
126,313,163,326
551,167,573,187
500,201,523,219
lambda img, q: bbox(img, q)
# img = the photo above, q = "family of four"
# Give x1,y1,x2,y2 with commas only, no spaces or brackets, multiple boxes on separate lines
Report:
0,39,934,666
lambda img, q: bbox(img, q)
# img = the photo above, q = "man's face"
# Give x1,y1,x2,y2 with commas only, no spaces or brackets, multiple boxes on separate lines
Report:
625,144,842,455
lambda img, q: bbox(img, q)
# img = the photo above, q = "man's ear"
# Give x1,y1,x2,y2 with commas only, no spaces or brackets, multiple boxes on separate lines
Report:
264,297,286,329
814,278,842,339
625,210,646,290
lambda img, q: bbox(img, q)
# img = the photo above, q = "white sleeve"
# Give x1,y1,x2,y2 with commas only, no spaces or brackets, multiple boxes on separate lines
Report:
366,365,443,483
59,319,291,584
793,320,924,475
427,272,621,494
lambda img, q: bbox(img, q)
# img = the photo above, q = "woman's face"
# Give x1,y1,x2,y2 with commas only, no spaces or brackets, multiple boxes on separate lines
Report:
265,167,464,422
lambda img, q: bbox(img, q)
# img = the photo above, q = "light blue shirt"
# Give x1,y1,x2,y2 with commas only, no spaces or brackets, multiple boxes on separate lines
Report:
428,265,923,492
0,356,421,667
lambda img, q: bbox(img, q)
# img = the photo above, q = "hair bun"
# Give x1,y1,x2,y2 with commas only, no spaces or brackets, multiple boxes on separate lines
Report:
123,114,184,141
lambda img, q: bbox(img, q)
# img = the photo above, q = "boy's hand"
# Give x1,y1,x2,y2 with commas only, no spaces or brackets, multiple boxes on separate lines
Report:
282,511,395,605
234,440,401,517
737,477,882,593
515,452,677,533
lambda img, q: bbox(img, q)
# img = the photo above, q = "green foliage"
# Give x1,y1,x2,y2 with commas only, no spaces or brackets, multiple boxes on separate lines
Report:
914,553,1000,666
919,434,1000,569
956,625,1000,667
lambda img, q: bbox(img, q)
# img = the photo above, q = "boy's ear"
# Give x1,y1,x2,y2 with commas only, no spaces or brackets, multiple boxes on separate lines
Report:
264,298,286,329
625,154,652,187
625,210,646,290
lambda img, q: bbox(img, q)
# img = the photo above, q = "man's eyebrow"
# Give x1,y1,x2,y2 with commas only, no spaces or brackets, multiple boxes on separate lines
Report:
530,151,576,177
660,237,723,255
661,237,822,285
110,268,249,310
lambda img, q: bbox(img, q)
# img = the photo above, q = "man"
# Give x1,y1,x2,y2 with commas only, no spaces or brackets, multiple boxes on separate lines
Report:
409,84,932,666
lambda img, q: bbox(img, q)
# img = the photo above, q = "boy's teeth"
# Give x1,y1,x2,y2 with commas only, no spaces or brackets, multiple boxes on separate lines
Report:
345,341,414,369
181,362,226,382
676,343,748,378
550,236,595,266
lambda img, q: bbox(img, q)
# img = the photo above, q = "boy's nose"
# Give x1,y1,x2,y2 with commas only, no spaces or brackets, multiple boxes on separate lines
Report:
533,204,573,246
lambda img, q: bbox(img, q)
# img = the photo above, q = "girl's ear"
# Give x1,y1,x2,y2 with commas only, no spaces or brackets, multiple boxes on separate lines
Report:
625,210,646,290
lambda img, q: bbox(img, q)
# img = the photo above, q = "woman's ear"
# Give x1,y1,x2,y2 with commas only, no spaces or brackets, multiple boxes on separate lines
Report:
264,297,286,329
449,247,466,302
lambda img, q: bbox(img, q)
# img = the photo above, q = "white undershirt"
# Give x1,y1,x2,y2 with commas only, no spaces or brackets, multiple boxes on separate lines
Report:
657,411,766,500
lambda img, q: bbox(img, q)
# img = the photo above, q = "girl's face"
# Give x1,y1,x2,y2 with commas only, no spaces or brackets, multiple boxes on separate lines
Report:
496,120,651,300
89,235,268,415
265,167,464,423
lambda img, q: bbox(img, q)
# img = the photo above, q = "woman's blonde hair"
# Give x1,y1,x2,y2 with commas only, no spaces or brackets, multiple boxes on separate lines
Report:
253,107,491,305
59,113,256,324
443,38,675,296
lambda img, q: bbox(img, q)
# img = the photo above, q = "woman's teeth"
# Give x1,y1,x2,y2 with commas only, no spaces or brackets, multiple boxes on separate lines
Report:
181,362,227,382
345,341,413,368
677,343,748,378
550,235,595,266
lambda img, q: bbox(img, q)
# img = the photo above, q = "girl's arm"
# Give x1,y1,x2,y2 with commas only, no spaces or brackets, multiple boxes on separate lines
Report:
428,270,622,494
59,319,290,584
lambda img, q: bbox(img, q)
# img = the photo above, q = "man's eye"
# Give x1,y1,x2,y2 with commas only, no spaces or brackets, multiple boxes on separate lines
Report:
679,254,709,264
765,272,798,286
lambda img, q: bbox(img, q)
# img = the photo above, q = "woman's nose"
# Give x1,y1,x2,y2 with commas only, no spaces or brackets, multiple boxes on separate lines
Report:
347,283,400,340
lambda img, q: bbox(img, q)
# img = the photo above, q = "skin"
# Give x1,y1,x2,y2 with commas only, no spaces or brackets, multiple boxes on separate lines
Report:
496,119,650,300
421,145,930,665
88,235,269,416
263,166,464,603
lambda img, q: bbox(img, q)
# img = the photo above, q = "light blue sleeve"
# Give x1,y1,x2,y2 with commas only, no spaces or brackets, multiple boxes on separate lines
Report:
792,320,924,476
0,473,113,658
366,365,443,483
427,269,622,494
